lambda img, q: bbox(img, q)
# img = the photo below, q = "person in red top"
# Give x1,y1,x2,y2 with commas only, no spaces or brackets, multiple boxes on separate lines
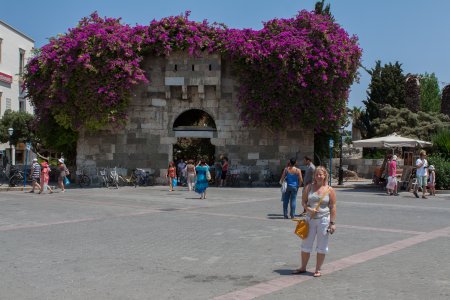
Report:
387,154,398,196
39,159,54,194
166,161,177,191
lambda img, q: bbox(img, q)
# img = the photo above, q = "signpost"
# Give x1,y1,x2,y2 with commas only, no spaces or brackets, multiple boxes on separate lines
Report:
329,138,334,186
23,142,31,189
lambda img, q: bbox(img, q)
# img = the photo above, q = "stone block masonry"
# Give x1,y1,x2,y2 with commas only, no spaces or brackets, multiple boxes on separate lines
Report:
77,52,314,183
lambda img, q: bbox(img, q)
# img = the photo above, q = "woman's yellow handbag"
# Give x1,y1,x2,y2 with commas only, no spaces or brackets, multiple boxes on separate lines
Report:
294,188,330,240
294,219,309,239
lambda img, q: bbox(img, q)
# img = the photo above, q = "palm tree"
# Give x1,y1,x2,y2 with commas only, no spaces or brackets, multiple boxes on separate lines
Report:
349,106,365,141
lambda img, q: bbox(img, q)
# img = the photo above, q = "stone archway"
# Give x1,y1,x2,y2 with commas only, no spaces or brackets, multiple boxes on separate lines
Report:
172,109,217,164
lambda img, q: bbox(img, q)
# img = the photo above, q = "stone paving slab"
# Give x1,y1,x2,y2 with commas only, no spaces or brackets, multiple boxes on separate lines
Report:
0,186,448,299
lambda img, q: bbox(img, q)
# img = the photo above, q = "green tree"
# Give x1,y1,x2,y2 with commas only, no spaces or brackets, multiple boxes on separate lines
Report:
34,116,78,164
430,128,450,159
372,105,450,140
362,61,406,138
420,72,441,113
0,110,35,146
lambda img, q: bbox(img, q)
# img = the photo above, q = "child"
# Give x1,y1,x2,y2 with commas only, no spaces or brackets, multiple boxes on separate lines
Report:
427,165,436,196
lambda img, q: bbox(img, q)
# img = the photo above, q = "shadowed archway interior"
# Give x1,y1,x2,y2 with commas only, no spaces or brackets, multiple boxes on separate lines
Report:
172,109,217,164
173,109,217,129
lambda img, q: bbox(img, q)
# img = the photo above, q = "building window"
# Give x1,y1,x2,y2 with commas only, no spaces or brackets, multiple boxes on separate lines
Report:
0,38,3,63
6,98,11,110
19,48,26,77
19,98,26,112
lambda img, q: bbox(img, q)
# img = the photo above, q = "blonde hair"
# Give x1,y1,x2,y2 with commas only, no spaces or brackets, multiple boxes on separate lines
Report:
419,150,426,156
313,166,329,186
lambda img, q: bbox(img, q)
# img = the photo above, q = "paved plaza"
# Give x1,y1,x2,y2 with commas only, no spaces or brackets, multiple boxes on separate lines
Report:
0,185,449,300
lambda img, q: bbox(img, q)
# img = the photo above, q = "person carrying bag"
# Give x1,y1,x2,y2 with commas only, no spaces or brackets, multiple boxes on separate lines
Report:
293,188,329,239
292,166,337,278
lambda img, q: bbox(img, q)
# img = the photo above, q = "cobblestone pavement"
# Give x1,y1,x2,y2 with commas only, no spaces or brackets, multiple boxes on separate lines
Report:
0,186,449,299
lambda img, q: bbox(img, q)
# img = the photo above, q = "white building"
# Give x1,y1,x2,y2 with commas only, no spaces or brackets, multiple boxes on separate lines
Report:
0,20,35,164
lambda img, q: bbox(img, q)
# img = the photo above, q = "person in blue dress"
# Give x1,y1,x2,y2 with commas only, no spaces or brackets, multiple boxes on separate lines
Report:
195,159,209,199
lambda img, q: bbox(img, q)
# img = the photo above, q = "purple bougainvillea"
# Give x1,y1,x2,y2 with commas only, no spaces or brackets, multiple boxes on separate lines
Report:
24,12,148,130
24,10,361,132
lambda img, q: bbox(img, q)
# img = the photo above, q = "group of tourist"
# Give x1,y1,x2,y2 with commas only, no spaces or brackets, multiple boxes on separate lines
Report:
166,158,211,199
167,155,230,198
385,150,436,198
413,150,436,198
29,157,69,194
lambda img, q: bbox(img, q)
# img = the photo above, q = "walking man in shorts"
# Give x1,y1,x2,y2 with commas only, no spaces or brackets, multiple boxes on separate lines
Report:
30,158,41,193
414,150,428,199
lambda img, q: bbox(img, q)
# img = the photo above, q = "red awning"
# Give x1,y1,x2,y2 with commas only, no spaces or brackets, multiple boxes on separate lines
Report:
0,71,13,84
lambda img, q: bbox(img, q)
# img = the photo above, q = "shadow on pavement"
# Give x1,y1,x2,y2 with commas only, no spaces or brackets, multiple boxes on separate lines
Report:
273,269,314,276
267,214,286,220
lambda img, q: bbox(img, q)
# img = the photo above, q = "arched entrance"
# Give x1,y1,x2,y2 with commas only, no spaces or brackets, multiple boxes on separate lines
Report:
172,109,217,165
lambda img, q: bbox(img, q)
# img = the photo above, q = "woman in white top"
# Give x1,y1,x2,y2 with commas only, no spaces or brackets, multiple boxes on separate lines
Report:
292,166,337,278
185,160,196,191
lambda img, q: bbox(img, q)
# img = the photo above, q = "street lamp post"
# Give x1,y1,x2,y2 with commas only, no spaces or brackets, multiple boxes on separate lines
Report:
338,127,344,186
8,128,14,166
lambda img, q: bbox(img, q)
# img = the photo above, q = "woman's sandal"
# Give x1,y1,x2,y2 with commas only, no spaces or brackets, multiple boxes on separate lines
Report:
291,269,306,274
313,271,321,277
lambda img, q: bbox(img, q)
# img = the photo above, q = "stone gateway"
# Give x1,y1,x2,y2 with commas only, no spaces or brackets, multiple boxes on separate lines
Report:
77,52,314,184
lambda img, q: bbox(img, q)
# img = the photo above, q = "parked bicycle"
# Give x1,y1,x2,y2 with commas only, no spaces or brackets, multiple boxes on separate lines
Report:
226,169,240,187
242,166,258,187
99,168,119,189
8,166,32,187
263,168,276,187
76,169,91,188
132,168,155,187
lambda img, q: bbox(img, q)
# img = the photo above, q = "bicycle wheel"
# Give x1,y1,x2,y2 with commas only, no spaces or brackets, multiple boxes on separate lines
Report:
0,174,6,186
9,174,22,187
79,175,91,188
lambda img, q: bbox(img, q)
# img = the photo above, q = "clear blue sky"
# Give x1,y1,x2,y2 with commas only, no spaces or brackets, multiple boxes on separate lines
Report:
2,0,450,109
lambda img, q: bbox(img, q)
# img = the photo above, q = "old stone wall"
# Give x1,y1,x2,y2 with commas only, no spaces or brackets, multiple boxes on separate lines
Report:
77,52,314,184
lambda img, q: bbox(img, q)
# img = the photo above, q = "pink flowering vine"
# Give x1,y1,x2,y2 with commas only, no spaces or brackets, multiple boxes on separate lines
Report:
24,10,361,132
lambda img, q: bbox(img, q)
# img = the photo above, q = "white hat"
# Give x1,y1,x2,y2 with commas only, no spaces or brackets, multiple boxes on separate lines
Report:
392,155,397,160
429,165,435,171
32,158,38,162
58,158,64,163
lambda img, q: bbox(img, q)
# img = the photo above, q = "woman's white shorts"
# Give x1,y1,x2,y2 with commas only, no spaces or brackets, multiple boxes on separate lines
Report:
301,216,330,254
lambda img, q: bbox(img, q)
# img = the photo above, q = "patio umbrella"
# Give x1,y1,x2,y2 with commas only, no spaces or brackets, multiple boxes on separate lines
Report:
352,133,432,148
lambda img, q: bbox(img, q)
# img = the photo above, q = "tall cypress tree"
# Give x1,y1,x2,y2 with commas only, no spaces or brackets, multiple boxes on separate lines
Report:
361,61,406,138
420,72,441,113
